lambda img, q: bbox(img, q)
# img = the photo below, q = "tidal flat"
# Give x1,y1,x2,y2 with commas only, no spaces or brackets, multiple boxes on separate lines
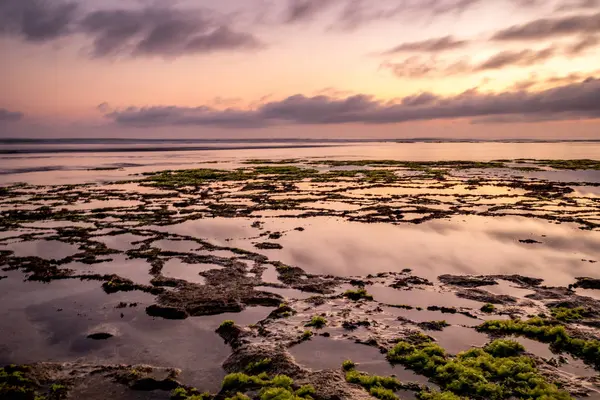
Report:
1,157,600,400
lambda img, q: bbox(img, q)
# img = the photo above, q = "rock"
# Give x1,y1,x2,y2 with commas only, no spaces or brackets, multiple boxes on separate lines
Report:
573,277,600,290
438,274,498,288
519,239,542,244
390,276,433,288
456,288,517,305
255,242,283,250
145,304,189,320
87,333,114,340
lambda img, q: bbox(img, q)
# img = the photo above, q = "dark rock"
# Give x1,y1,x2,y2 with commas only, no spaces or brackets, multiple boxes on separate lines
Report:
572,277,600,290
391,276,433,288
130,377,179,391
146,304,189,320
87,332,113,340
519,239,542,244
456,288,517,305
438,274,498,288
255,242,283,250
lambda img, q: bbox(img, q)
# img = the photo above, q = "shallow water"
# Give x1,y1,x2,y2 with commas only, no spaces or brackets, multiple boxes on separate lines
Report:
1,145,599,398
289,336,431,385
0,270,273,391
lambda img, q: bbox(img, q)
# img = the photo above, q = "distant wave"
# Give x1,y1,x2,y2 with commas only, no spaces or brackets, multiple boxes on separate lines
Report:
0,143,337,155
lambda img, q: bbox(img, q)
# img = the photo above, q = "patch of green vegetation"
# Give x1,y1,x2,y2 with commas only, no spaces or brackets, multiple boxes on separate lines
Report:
417,391,466,400
480,304,496,313
219,373,313,400
102,278,136,294
419,320,450,331
477,317,600,369
342,360,356,371
343,288,374,301
219,320,236,329
143,169,255,187
345,370,403,391
225,393,251,400
550,306,586,322
387,337,571,399
535,159,600,170
0,365,38,400
245,358,272,375
49,383,67,397
304,316,327,329
171,387,212,400
368,386,397,400
300,330,313,340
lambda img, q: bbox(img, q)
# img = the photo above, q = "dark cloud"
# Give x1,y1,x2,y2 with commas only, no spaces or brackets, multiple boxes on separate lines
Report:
80,7,262,57
0,0,78,42
105,78,600,127
0,2,263,58
285,0,338,23
567,34,600,53
382,36,468,54
555,0,600,12
106,106,264,128
492,11,600,41
476,47,556,70
0,109,24,122
333,0,483,31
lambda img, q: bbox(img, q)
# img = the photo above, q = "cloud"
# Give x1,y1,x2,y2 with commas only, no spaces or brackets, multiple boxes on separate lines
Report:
555,0,600,12
381,46,556,78
333,0,483,31
0,109,24,122
285,0,338,23
79,6,263,58
381,36,468,54
381,57,469,78
567,34,600,53
476,47,556,70
0,0,78,42
0,2,263,58
105,77,600,128
492,11,600,41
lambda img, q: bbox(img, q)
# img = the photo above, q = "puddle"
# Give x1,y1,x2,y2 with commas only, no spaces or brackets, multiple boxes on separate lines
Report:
512,337,597,378
152,239,202,253
227,215,600,286
0,271,272,392
384,306,480,327
67,255,153,285
162,259,220,284
428,326,489,355
369,285,483,309
261,265,280,284
289,336,431,385
483,280,536,299
96,234,147,252
575,288,600,301
4,239,80,259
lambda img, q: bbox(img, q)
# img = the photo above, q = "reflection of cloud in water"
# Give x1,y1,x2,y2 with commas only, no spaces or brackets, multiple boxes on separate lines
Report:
150,215,600,286
257,216,600,286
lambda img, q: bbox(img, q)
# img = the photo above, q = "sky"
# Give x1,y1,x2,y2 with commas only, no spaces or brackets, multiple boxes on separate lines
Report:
1,0,600,139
